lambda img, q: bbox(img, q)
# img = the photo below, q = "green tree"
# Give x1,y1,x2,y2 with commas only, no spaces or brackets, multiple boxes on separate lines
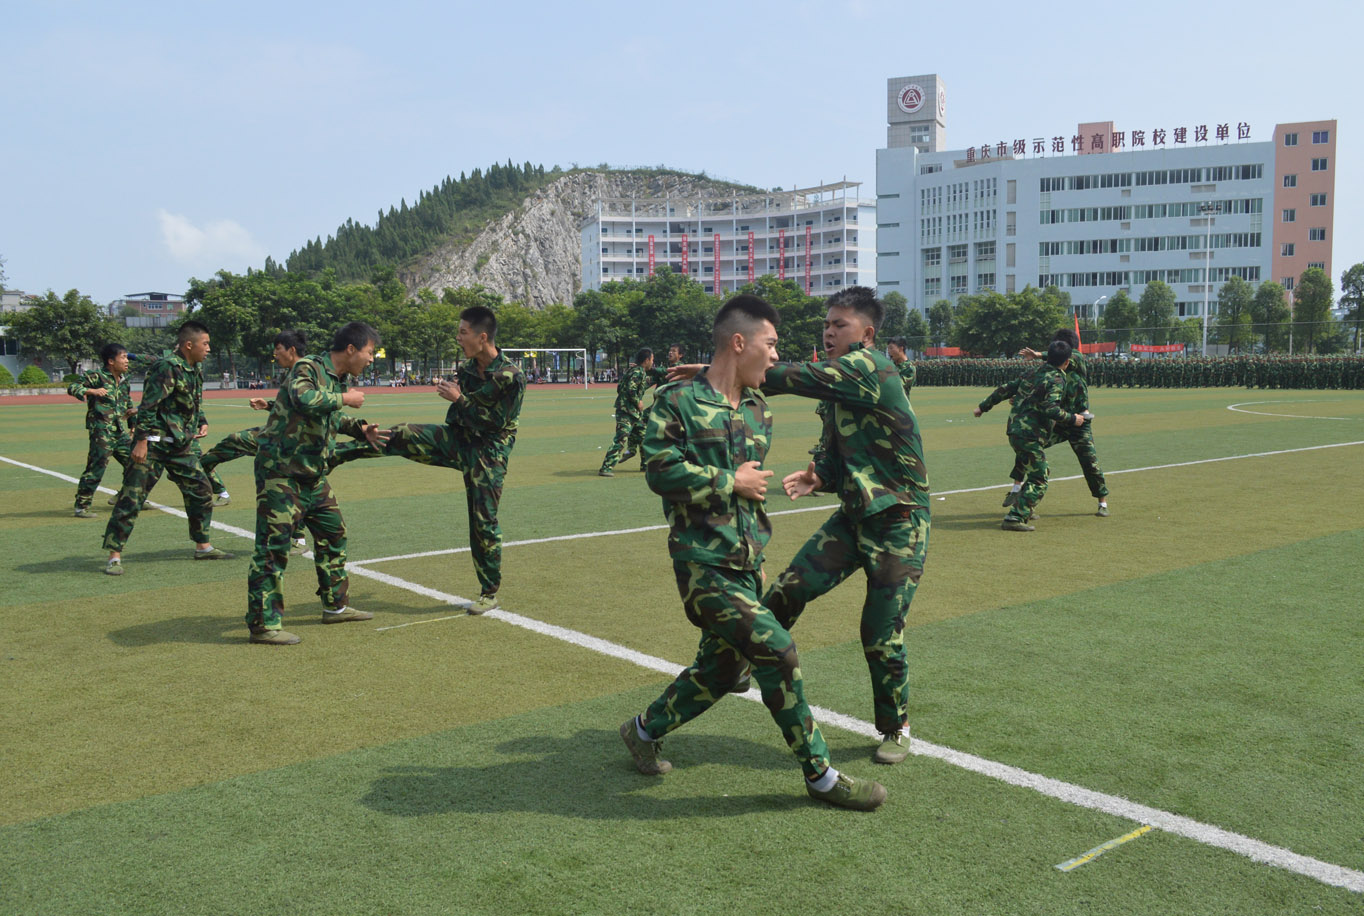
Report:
1099,289,1139,349
1293,267,1334,353
628,268,714,361
186,271,257,378
951,288,1067,357
18,364,52,385
1137,281,1177,345
1250,281,1290,352
1215,276,1255,353
6,289,123,376
1338,263,1364,352
880,291,909,341
571,288,629,370
0,363,14,386
927,299,955,348
903,308,929,354
737,275,822,360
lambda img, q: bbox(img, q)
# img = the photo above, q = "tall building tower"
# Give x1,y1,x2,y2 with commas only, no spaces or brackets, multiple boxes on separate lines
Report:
887,74,946,152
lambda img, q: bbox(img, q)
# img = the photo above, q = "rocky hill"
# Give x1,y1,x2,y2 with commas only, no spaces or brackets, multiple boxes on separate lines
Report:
398,170,760,308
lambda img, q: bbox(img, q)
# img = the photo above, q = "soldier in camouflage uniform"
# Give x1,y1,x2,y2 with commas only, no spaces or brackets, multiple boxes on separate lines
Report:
984,341,1085,532
886,336,916,397
339,306,525,615
69,343,137,517
1019,330,1109,516
245,322,386,645
754,287,930,767
598,348,661,476
620,294,886,811
102,322,233,574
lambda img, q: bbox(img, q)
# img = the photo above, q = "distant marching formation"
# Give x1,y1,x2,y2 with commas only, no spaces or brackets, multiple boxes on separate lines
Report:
66,287,1111,811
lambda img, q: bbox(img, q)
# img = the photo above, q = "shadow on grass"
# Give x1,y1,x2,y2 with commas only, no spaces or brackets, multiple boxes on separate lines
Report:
551,468,642,478
15,548,202,576
108,614,242,646
360,730,807,820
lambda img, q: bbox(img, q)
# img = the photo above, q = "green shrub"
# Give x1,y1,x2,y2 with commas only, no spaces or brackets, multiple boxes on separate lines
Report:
17,365,53,386
0,364,14,386
62,373,80,384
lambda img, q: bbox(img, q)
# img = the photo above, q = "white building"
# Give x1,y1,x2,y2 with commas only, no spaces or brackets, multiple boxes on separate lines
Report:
875,74,1337,320
581,182,876,297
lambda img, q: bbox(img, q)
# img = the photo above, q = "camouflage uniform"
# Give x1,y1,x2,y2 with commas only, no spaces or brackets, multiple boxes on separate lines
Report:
599,363,655,473
760,343,932,736
344,351,524,597
101,354,214,551
246,353,368,632
637,371,831,779
1045,353,1107,500
68,366,135,510
998,364,1076,523
895,359,916,396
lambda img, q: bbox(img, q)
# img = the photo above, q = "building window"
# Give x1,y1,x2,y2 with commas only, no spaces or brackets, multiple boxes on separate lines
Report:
949,275,968,294
1310,193,1328,207
924,277,941,296
1282,209,1296,223
1309,228,1326,241
1281,243,1295,257
1283,133,1298,146
976,241,995,259
948,244,967,263
1283,174,1297,188
1308,261,1326,270
922,248,941,266
1283,276,1295,291
977,273,995,290
1312,157,1328,171
1312,130,1330,144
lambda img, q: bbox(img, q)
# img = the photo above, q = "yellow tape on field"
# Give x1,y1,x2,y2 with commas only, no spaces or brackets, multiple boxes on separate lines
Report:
1055,824,1154,872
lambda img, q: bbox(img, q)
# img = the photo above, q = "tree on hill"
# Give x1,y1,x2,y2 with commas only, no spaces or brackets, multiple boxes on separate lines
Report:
7,289,123,376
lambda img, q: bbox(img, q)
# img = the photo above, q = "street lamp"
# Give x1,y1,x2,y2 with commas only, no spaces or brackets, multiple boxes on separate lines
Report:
1091,294,1108,322
1199,201,1221,356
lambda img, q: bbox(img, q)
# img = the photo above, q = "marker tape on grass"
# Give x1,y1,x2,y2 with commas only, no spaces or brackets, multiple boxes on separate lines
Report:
1055,824,1153,872
5,447,1364,893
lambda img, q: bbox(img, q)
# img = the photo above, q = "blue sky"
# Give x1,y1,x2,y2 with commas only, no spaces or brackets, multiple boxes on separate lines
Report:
2,0,1358,304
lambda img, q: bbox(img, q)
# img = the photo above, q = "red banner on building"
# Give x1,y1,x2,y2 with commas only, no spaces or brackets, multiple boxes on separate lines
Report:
804,225,812,294
1129,343,1186,353
647,235,655,278
747,231,755,282
714,234,721,294
924,346,967,357
680,234,688,275
778,229,786,280
1078,341,1117,354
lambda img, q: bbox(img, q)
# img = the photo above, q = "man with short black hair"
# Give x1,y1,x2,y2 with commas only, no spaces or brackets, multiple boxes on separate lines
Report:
598,347,660,476
886,336,916,396
348,306,525,614
1018,328,1109,516
621,293,887,811
69,343,136,518
102,321,232,574
246,321,386,645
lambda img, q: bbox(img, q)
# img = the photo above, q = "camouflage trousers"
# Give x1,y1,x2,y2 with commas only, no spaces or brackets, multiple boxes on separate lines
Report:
74,425,132,510
1009,422,1108,499
343,423,513,596
246,473,348,631
200,427,260,493
600,410,646,472
641,561,831,779
764,504,930,735
101,444,214,551
1007,435,1049,521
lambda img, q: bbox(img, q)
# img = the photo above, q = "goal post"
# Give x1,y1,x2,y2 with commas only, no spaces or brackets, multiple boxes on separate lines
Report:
499,348,590,389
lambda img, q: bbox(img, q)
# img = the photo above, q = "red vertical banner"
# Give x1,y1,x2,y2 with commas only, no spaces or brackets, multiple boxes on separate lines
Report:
647,235,655,277
713,233,721,294
778,229,786,279
747,231,755,282
804,225,812,294
680,233,688,275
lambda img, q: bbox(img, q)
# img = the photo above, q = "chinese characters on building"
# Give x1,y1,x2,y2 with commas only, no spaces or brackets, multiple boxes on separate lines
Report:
965,122,1251,163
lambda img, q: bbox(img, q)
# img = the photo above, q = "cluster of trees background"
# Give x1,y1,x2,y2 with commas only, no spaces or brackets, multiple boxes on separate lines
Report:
4,244,1363,384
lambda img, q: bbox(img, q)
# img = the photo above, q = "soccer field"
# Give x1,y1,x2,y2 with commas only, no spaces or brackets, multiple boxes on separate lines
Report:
2,385,1362,915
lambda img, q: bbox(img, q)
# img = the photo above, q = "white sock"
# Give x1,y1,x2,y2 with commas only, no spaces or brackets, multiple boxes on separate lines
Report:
808,767,840,791
1010,484,1022,492
1099,501,1108,507
219,491,229,499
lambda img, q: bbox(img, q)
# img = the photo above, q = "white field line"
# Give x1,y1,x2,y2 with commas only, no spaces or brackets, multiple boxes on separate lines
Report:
1227,400,1354,421
352,439,1364,566
5,448,1364,891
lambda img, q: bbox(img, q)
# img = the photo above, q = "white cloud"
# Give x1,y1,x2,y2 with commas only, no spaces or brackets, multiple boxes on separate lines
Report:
157,210,267,269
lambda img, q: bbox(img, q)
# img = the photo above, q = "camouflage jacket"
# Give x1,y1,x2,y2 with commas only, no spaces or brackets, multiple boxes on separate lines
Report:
1063,352,1090,414
896,359,916,394
133,354,207,450
256,353,367,479
613,364,651,419
1005,363,1074,440
444,350,525,443
642,371,771,571
67,367,134,431
763,342,930,521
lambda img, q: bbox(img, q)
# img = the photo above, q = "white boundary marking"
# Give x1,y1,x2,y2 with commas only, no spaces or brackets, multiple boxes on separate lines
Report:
4,445,1364,893
1227,399,1354,421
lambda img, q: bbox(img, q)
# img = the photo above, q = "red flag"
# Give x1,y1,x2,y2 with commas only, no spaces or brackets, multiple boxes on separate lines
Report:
812,344,819,361
1074,312,1082,343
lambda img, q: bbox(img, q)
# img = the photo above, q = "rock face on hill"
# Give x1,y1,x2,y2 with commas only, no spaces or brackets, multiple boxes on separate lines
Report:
400,170,755,308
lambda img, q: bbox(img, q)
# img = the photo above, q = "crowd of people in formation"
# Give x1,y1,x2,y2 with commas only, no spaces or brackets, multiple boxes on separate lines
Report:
912,353,1364,390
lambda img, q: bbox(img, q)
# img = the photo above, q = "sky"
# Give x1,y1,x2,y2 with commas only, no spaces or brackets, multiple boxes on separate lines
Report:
2,0,1360,304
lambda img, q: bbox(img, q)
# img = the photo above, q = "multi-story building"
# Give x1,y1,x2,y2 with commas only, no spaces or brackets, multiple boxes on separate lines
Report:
110,291,187,328
1,289,39,380
875,74,1336,321
581,182,876,297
